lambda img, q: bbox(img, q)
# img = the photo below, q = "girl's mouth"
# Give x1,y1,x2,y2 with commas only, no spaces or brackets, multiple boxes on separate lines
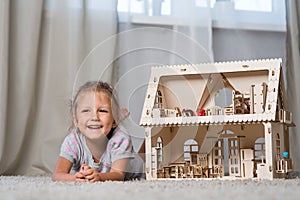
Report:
87,125,103,129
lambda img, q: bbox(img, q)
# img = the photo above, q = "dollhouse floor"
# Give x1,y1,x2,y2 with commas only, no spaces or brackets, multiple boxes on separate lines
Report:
1,175,300,200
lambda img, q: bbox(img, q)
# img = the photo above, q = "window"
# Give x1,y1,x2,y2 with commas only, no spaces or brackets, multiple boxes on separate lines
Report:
215,88,233,108
117,0,172,15
212,0,286,31
156,137,163,164
117,0,286,31
184,139,198,162
254,138,265,163
211,0,272,12
275,133,281,160
213,139,224,165
118,0,282,15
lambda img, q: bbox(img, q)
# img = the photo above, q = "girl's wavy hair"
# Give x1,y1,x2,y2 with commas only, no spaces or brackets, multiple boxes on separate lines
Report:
70,81,120,131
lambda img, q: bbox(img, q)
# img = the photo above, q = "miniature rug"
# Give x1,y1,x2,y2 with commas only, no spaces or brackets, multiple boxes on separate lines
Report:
0,175,299,200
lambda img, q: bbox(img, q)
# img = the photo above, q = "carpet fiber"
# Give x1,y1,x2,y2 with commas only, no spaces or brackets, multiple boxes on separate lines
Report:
1,175,300,200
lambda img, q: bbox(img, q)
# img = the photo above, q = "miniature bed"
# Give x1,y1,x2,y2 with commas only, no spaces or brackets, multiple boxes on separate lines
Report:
140,59,294,180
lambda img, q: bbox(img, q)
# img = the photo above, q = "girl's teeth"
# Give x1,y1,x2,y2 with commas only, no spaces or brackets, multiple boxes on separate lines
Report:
88,125,101,129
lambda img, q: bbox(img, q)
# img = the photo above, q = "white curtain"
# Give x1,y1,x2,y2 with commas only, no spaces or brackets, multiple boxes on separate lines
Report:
286,0,300,172
115,0,213,149
0,0,117,175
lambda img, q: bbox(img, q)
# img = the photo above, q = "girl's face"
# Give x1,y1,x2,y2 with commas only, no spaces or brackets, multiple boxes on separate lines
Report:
73,90,116,140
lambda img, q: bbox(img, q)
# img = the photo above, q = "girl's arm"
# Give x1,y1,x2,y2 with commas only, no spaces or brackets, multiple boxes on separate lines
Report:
52,157,81,182
83,158,130,182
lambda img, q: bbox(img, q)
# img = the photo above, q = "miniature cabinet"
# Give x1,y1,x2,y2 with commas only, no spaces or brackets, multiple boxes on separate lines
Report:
140,59,294,180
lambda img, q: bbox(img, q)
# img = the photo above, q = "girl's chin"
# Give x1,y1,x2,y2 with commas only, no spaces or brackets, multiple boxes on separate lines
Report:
86,130,110,137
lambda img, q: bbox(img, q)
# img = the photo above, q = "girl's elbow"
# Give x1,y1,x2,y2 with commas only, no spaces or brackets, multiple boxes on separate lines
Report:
51,172,66,181
51,175,57,182
116,172,126,181
51,173,59,181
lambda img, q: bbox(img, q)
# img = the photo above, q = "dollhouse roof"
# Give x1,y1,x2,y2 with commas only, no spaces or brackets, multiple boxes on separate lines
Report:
140,58,292,127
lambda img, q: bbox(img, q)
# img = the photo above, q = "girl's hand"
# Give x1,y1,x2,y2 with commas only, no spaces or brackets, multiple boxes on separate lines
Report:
75,164,90,182
118,108,130,122
75,171,87,182
80,164,90,173
76,164,101,182
83,167,101,182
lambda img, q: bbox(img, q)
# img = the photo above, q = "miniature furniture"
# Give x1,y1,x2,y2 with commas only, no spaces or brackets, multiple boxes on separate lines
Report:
210,165,223,178
140,59,294,180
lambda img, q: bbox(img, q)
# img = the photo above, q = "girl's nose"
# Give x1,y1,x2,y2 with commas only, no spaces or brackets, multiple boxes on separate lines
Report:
91,110,100,121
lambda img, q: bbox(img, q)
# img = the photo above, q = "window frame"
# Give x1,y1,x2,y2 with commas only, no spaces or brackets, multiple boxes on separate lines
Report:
211,0,286,31
117,0,286,32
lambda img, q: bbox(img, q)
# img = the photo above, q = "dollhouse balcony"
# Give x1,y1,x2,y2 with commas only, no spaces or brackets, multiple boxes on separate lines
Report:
276,159,293,174
276,109,293,125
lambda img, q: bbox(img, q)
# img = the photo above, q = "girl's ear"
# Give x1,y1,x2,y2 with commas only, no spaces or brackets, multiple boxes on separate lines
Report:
73,116,78,127
112,120,117,128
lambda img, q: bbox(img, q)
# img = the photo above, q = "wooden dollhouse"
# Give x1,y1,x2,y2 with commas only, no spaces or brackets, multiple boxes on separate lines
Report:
140,59,294,180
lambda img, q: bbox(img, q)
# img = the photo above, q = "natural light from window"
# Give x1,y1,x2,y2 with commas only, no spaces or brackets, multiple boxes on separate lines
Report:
118,0,274,14
210,0,272,12
117,0,286,31
234,0,272,12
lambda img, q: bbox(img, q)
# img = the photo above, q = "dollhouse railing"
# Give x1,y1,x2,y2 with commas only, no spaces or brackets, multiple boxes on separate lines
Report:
276,158,293,173
277,109,293,124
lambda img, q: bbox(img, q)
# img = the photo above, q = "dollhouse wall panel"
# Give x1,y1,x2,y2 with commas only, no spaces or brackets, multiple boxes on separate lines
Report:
159,75,207,111
224,70,269,93
260,122,274,179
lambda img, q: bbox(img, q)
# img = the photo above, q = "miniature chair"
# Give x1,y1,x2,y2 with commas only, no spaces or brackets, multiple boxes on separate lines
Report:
184,165,194,178
163,166,171,178
224,106,234,115
157,169,164,178
193,166,203,178
210,165,223,178
206,106,222,116
233,91,250,114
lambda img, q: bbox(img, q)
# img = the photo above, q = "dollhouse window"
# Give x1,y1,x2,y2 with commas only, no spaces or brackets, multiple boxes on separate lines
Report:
275,133,281,159
157,136,163,148
254,138,265,163
220,130,234,136
215,88,233,108
184,139,198,162
154,90,163,109
213,139,224,165
156,137,163,163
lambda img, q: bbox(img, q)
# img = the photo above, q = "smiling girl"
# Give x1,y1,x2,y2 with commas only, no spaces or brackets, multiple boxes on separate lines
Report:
52,81,144,182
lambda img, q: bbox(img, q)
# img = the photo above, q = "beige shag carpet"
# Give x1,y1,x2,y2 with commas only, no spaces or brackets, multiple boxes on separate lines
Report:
1,175,300,200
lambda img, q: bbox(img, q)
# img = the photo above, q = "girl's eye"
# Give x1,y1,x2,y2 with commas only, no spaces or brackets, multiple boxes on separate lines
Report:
81,109,90,113
99,109,108,113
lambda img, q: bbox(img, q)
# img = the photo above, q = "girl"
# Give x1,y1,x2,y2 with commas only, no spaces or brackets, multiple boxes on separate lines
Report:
52,81,144,182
